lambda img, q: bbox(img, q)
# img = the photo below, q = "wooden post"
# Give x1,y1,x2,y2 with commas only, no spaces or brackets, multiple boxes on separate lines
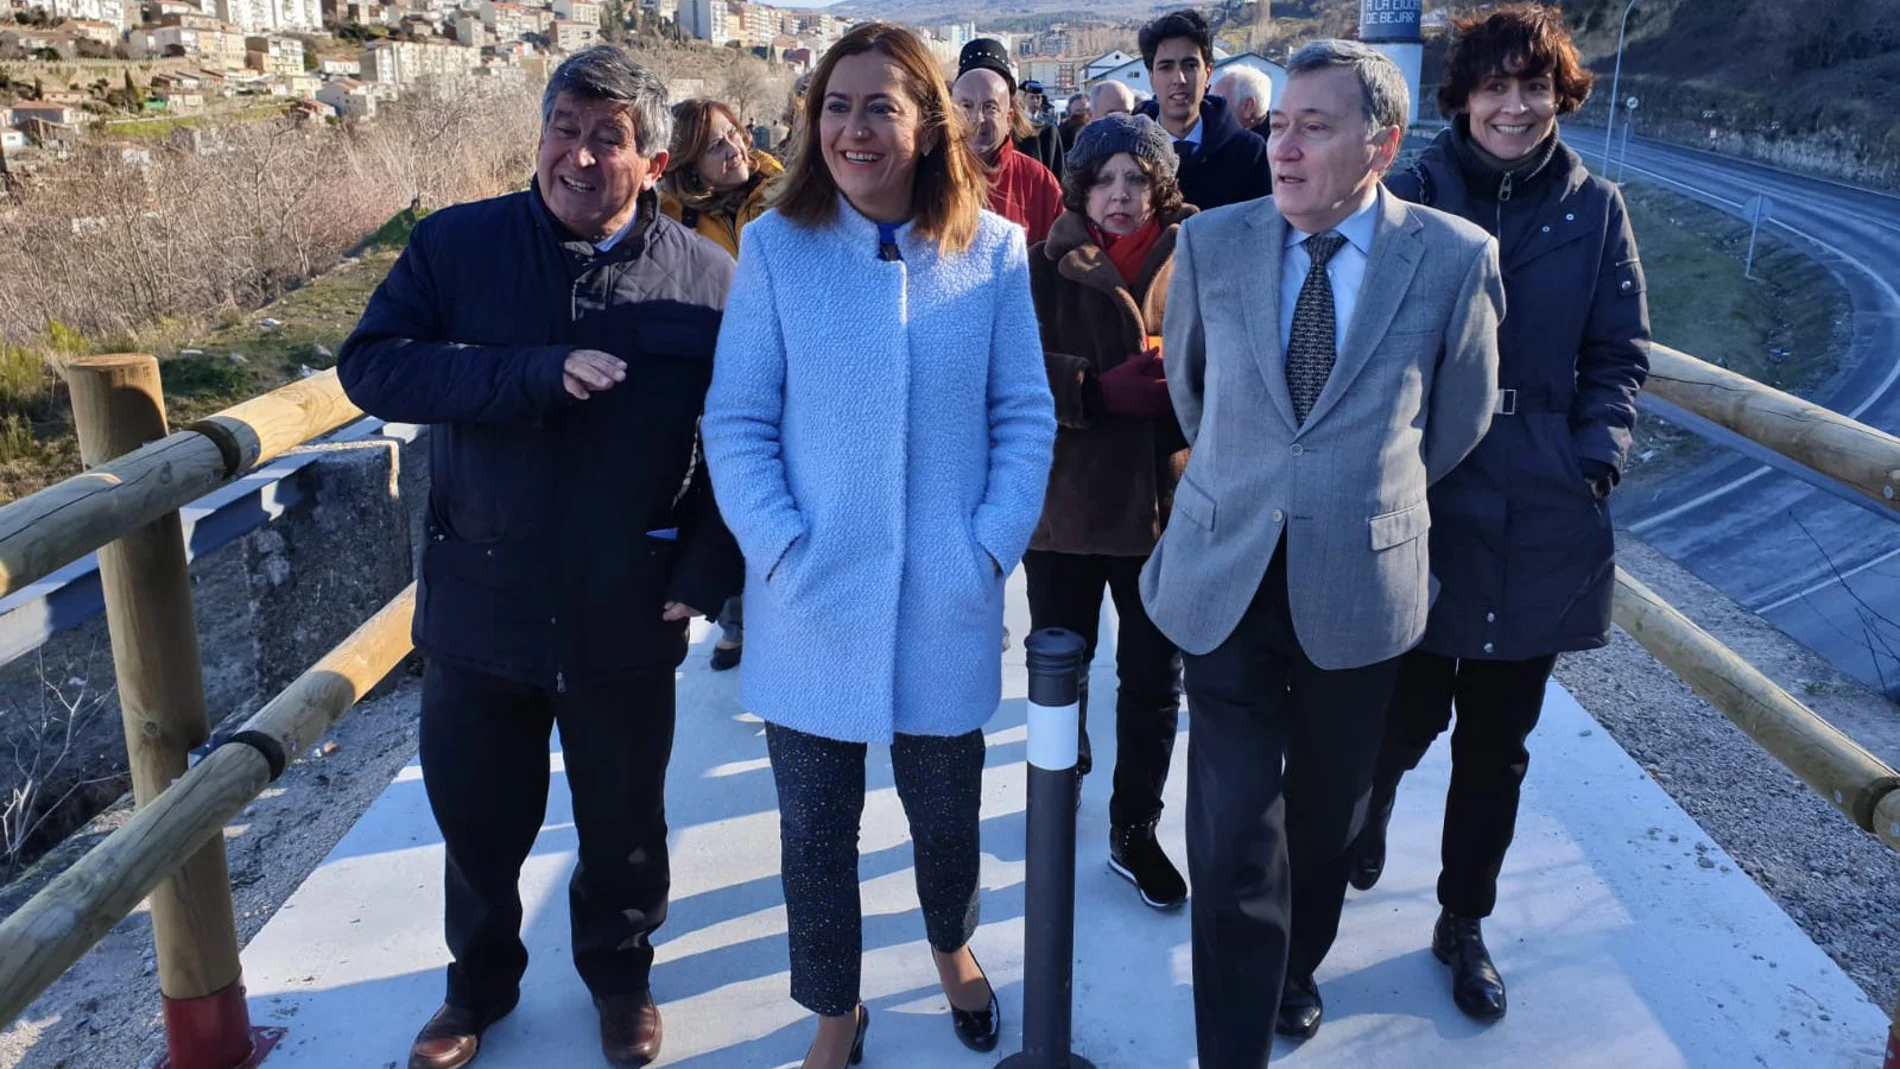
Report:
0,584,415,1032
66,355,257,1069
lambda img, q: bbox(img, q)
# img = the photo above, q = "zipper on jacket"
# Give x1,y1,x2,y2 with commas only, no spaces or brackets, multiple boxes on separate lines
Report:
1495,170,1513,237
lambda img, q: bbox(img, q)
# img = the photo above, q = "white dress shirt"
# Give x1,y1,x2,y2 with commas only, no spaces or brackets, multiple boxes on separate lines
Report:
1278,189,1380,358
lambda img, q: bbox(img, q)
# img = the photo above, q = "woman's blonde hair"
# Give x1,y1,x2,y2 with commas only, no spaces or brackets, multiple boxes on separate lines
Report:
771,22,986,256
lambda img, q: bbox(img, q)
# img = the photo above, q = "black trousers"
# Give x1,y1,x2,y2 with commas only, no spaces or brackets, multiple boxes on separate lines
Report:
1183,543,1400,1069
1023,549,1182,827
765,723,986,1017
419,660,674,1014
1368,649,1558,919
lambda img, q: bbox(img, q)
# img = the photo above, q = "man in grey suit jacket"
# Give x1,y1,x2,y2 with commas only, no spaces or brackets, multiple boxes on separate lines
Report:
1139,40,1503,1069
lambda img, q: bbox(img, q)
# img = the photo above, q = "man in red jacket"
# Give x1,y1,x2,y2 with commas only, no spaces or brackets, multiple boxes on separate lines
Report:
954,42,1061,246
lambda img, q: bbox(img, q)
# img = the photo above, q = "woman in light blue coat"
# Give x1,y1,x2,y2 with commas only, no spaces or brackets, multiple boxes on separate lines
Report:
701,22,1055,1069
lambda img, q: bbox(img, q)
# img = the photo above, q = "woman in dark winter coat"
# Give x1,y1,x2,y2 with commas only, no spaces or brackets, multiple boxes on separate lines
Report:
1026,112,1196,912
1344,2,1650,1023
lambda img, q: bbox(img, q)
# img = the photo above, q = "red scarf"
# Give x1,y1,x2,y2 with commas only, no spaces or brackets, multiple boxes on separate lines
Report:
1091,215,1163,288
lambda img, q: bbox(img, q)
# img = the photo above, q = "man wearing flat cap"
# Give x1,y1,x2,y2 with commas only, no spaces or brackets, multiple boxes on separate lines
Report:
958,38,1064,177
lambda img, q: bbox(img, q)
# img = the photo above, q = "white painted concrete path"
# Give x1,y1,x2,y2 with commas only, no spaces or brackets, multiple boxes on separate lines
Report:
237,573,1891,1068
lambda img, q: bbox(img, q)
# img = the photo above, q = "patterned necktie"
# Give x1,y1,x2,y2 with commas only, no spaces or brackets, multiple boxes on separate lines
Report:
1286,232,1347,425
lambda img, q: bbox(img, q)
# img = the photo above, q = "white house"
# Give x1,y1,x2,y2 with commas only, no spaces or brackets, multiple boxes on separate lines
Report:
552,18,593,51
1085,48,1275,106
315,77,375,117
551,0,598,25
1081,49,1133,83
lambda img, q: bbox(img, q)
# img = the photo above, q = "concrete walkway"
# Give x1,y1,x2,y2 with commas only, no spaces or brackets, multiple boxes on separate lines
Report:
237,574,1890,1068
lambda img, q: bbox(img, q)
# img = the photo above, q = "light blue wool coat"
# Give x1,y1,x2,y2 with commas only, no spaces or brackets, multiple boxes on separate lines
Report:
703,201,1056,744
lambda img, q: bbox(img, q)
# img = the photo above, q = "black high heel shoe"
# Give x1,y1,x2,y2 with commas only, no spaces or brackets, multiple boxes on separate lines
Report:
948,955,1001,1053
804,1005,869,1069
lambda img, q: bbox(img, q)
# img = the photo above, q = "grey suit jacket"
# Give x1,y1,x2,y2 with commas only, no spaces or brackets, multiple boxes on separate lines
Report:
1140,186,1504,670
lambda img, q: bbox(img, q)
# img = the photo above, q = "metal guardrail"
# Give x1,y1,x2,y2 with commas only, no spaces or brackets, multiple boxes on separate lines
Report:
0,417,418,670
0,368,363,602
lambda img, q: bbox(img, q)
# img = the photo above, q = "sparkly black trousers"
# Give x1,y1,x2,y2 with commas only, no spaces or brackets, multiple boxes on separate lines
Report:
764,722,986,1017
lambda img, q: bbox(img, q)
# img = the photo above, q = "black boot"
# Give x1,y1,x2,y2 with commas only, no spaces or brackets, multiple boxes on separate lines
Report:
1108,821,1186,909
1347,793,1393,892
1432,910,1507,1021
1275,974,1323,1039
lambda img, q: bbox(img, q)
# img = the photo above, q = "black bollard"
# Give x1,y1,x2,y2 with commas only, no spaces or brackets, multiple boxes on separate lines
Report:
1000,628,1097,1069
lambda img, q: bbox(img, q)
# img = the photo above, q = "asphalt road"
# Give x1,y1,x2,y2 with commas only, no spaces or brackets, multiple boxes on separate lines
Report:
1566,127,1900,695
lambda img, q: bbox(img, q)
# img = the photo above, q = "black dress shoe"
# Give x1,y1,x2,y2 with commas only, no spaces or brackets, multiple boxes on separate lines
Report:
1347,805,1391,892
804,1004,870,1068
1432,910,1508,1021
1275,974,1323,1039
949,955,1001,1052
710,643,742,671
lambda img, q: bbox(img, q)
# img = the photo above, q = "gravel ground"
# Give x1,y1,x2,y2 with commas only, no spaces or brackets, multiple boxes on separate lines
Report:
0,662,426,1069
1558,536,1900,1017
4,535,1899,1068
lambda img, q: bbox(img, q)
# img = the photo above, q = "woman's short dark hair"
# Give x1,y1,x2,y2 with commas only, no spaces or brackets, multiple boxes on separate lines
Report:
1059,151,1185,220
1438,3,1595,118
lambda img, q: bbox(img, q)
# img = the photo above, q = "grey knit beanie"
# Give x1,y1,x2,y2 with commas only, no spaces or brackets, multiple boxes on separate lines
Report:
1065,112,1178,182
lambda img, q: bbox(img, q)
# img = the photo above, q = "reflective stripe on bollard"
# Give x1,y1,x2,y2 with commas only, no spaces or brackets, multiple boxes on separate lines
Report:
1000,628,1097,1069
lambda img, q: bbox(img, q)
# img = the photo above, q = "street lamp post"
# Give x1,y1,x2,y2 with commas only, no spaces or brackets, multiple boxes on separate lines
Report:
1602,0,1639,170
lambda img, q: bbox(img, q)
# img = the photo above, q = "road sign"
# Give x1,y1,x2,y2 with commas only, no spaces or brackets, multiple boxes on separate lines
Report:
1745,194,1771,278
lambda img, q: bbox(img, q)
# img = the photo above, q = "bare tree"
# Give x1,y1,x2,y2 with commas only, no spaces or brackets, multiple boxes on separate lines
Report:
1,652,118,882
720,56,779,129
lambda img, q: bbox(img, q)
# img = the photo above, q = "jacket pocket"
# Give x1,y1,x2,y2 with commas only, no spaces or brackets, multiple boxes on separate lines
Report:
1370,500,1430,551
1174,473,1217,531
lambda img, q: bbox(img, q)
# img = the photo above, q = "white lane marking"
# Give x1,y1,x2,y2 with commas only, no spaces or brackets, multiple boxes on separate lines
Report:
1589,143,1900,537
1627,467,1771,533
1756,542,1900,614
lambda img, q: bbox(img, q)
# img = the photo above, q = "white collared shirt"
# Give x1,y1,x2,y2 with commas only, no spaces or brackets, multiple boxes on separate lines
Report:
1177,113,1205,150
1278,188,1380,358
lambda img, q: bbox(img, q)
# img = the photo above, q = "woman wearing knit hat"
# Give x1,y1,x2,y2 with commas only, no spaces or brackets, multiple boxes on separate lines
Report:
1026,111,1196,911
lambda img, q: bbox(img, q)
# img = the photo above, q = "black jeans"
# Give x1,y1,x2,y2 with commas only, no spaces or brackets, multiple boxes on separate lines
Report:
419,660,674,1014
1023,549,1182,827
1183,542,1400,1069
1369,649,1558,918
765,723,986,1017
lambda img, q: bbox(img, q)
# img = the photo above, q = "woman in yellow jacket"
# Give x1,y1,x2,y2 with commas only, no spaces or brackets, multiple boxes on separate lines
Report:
660,97,783,260
661,96,780,670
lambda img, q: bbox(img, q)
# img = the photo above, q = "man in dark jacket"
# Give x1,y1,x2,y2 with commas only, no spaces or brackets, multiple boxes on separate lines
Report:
338,45,739,1069
1135,9,1272,210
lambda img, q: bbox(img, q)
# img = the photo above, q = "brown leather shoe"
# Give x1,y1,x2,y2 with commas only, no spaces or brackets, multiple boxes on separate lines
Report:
408,1002,508,1069
596,991,662,1067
